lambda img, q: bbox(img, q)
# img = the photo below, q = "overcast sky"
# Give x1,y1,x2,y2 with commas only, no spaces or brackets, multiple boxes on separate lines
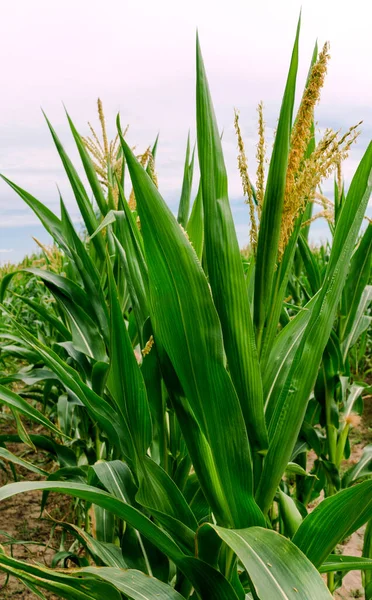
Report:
0,0,371,263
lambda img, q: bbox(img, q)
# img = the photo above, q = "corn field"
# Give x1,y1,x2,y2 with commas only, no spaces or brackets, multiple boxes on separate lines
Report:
0,18,372,600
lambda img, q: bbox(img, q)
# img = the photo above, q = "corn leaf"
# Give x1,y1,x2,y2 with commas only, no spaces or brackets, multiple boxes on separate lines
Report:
0,384,63,438
0,481,239,599
293,480,372,567
342,284,372,360
12,293,70,339
66,111,108,216
0,552,121,600
209,525,332,599
196,35,267,453
254,17,300,351
77,567,185,600
341,223,372,340
106,262,152,464
257,142,372,513
120,132,264,528
0,175,67,251
0,480,184,561
60,199,110,341
177,133,195,227
43,113,105,260
5,315,128,457
0,446,48,476
319,555,372,573
343,444,372,487
187,182,204,260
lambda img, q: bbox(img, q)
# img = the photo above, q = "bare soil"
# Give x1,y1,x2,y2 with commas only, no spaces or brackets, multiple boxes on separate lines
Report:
0,422,72,599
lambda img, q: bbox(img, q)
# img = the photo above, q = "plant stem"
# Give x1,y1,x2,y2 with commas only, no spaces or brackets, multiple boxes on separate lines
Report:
327,571,335,593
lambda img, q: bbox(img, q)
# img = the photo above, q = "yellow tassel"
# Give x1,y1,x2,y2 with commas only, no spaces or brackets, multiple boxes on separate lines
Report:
142,335,154,356
234,108,258,250
256,101,266,218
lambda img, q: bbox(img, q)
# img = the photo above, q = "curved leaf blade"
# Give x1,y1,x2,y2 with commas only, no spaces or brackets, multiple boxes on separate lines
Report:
210,525,332,599
80,567,185,600
293,480,372,567
120,132,264,528
196,36,267,452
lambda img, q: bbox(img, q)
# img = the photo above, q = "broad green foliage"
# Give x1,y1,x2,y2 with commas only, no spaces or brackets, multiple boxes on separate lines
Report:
0,18,371,600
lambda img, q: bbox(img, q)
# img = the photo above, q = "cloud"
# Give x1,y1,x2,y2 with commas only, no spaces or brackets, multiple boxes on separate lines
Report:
0,248,14,253
0,0,371,262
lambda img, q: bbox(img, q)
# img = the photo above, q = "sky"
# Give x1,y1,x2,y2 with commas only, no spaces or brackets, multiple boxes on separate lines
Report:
0,0,371,263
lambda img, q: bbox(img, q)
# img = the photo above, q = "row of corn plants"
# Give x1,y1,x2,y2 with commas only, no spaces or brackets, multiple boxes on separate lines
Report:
0,17,372,599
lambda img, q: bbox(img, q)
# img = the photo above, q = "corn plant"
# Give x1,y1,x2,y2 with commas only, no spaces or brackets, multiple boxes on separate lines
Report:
0,19,372,599
285,176,372,501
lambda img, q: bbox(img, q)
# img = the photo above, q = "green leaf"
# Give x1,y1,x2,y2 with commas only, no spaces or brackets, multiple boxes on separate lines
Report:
179,556,240,599
11,406,37,449
93,460,138,504
342,284,372,360
363,519,372,598
66,111,108,216
293,480,372,567
14,268,92,315
79,567,185,600
0,481,239,599
0,368,58,387
89,199,149,341
0,446,48,477
55,292,107,361
54,520,127,568
0,551,121,600
93,504,115,543
177,133,195,227
120,130,264,528
0,434,76,467
43,113,105,260
277,489,303,537
285,462,315,478
257,142,372,513
343,444,372,487
263,296,316,422
341,223,372,340
59,198,110,343
196,35,267,453
259,38,319,362
319,555,372,573
0,384,63,438
3,314,127,456
187,182,204,260
106,261,152,465
297,233,322,295
12,292,70,339
137,456,197,551
0,175,67,250
0,481,184,561
208,525,332,599
114,185,150,335
254,17,300,351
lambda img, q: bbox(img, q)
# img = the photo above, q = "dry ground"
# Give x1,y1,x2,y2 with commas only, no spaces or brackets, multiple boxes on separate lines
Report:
0,424,72,599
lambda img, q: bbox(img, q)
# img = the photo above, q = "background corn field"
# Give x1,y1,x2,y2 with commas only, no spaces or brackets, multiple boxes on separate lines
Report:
0,17,372,600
